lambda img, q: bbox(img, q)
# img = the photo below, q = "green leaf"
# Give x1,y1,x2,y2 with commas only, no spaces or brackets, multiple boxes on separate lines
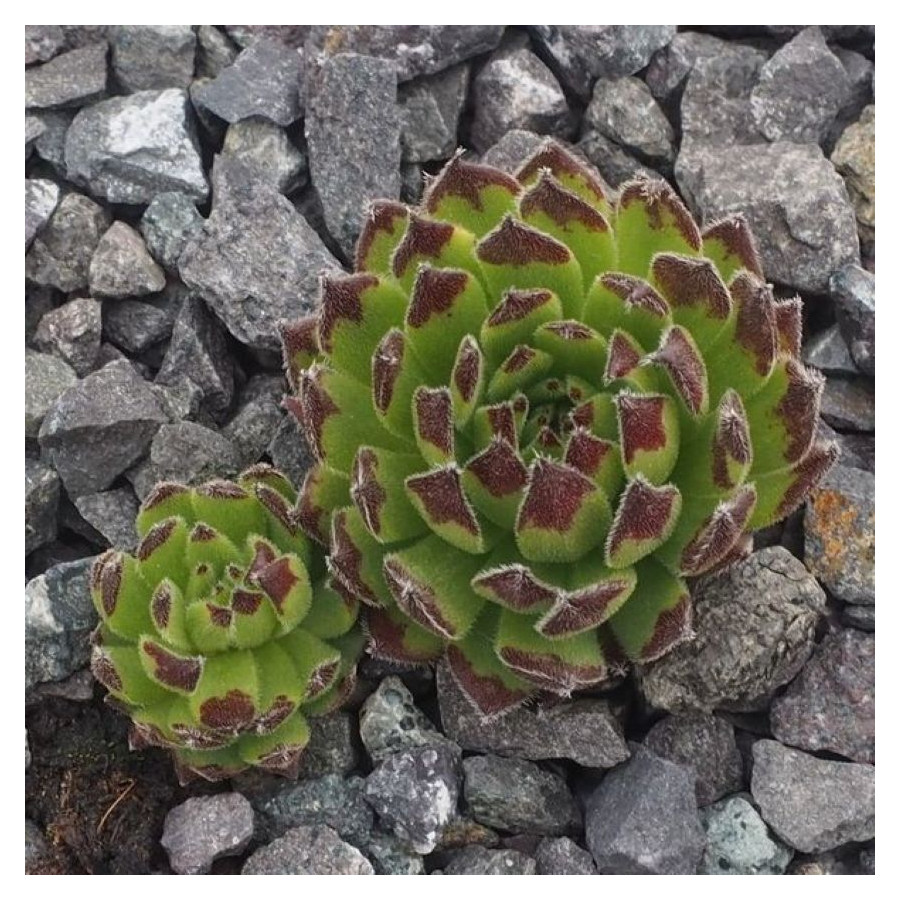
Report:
351,447,428,543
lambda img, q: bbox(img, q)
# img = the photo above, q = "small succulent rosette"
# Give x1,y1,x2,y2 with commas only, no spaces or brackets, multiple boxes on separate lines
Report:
283,140,837,717
90,465,363,782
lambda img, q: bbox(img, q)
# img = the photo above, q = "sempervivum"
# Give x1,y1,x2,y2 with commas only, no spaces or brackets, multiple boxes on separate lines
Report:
89,465,363,782
282,140,837,717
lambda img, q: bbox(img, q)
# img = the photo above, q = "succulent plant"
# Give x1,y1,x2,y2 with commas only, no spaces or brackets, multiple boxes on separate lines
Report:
89,465,363,782
283,140,837,717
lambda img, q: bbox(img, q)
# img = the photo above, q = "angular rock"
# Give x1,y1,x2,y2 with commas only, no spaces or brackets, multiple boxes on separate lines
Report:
700,796,793,875
296,712,360,780
751,740,875,853
59,26,109,49
109,25,196,92
65,89,209,204
145,421,242,485
820,376,874,431
25,819,51,868
437,660,628,767
25,349,77,439
192,39,303,126
470,49,573,154
221,118,306,193
802,324,857,376
584,77,675,164
463,755,579,836
25,115,45,157
226,26,311,50
479,129,545,173
73,487,140,551
242,825,374,875
89,222,166,299
534,836,596,874
680,142,860,294
641,547,827,712
25,42,108,109
399,64,469,163
645,30,738,104
222,396,284,467
643,713,744,806
161,793,255,875
585,746,705,874
306,52,401,255
38,359,168,497
832,106,875,252
25,556,97,689
25,286,57,348
33,297,102,376
750,27,851,144
25,458,60,556
103,298,175,354
444,845,536,875
364,744,462,853
31,109,75,172
25,179,59,249
576,131,653,187
363,829,426,875
25,193,110,293
140,192,204,272
771,628,874,763
196,26,239,79
529,25,676,99
305,25,504,82
179,157,339,349
25,25,66,65
267,413,315,488
842,603,874,632
805,464,874,606
830,263,874,377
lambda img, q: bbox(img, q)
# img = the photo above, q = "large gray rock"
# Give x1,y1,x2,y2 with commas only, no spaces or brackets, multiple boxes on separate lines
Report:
585,746,705,874
802,325,857,376
576,131,653,187
25,349,78,439
832,106,875,255
266,415,315,489
443,845,536,875
534,837,597,874
479,129,545,173
820,376,875,431
65,88,209,204
33,297,102,377
73,487,140,551
751,740,875,853
297,712,361,780
700,796,793,875
306,52,401,256
109,26,196,92
223,119,305,193
470,49,573,154
363,828,426,875
38,359,168,497
192,39,303,126
750,27,850,144
645,30,739,104
830,263,874,377
161,793,255,875
25,25,66,65
222,395,284,467
26,193,110,293
529,25,676,99
25,179,59,249
463,755,579,836
25,42,108,109
30,109,76,172
140,192,204,272
196,26,239,79
641,548,826,712
25,557,97,689
145,422,242,485
25,115,45,158
242,825,374,875
437,660,628,767
804,465,874,606
678,142,860,293
179,157,339,350
399,64,469,163
25,458,60,555
226,26,310,50
89,222,166,299
103,297,176,354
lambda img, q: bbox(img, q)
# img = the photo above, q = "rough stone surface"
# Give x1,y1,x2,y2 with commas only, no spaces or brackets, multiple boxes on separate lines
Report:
73,487,140,551
534,836,597,874
242,825,374,875
25,115,45,157
161,793,255,875
25,458,60,556
25,819,51,868
25,556,97,689
645,30,738,104
221,118,305,194
364,744,461,853
103,296,176,354
25,179,60,249
110,26,196,92
65,89,209,204
25,25,67,65
26,193,110,293
443,845,536,875
463,755,579,836
193,39,303,126
226,26,310,50
641,547,827,712
222,396,284,467
139,193,204,272
179,157,338,349
820,377,875,431
643,713,744,806
700,796,793,875
832,105,874,254
750,27,850,143
751,740,875,853
196,26,239,78
399,64,469,162
437,661,629,767
25,42,108,109
576,131,653,187
803,325,857,376
585,746,705,874
679,142,860,294
529,25,676,99
363,829,426,875
38,359,168,497
842,604,875,632
479,129,545,173
584,77,675,164
33,297,102,377
470,49,573,154
306,53,401,256
145,421,242,485
859,847,875,874
267,415,315,489
31,109,75,172
25,349,78,439
830,263,874,378
89,222,166,299
296,712,360,780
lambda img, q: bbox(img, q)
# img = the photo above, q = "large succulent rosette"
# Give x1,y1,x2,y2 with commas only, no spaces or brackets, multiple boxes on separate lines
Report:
89,465,363,782
283,140,837,717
